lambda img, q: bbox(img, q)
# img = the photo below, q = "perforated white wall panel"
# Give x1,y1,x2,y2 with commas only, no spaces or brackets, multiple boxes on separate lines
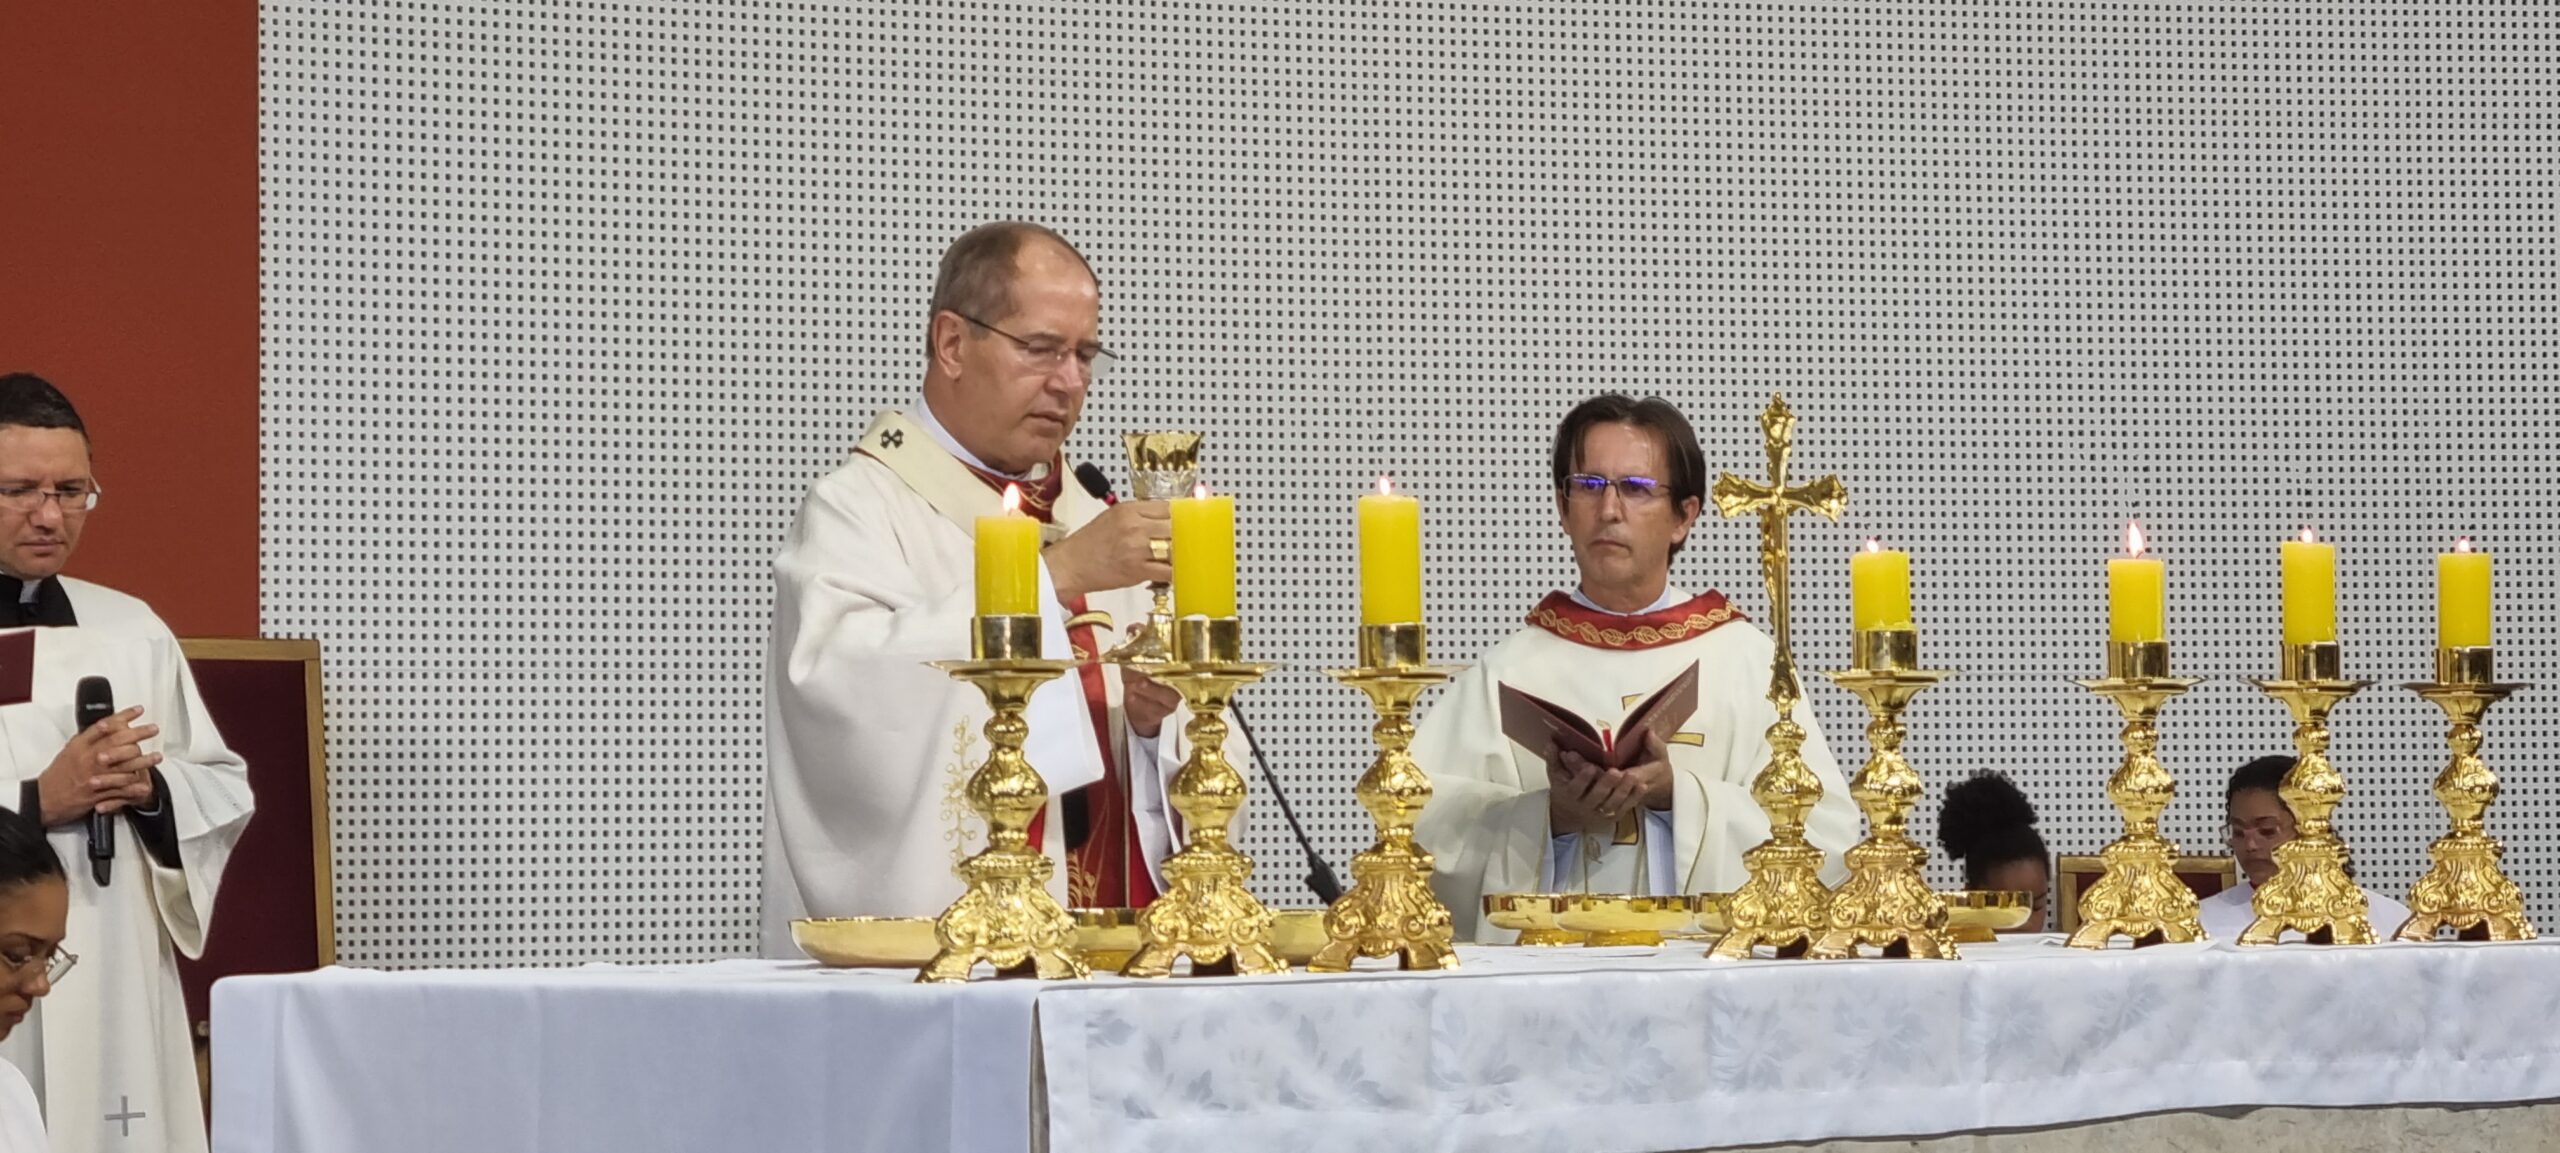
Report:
262,2,2559,965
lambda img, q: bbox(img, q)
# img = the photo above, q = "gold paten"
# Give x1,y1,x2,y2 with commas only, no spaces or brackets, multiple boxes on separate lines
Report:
1556,894,1696,946
1120,616,1286,977
1071,907,1144,971
2242,641,2376,945
1483,893,1585,946
792,916,941,968
2397,646,2536,941
1814,631,1957,960
2066,640,2206,949
1707,395,1849,960
1941,890,2036,943
1310,623,1464,973
1103,430,1205,665
918,652,1090,982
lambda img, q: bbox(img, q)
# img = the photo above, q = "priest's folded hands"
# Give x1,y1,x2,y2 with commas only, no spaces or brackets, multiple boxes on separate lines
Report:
1549,730,1672,838
34,709,160,823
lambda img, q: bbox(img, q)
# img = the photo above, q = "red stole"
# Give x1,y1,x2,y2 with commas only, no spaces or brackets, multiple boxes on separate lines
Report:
1524,590,1746,651
963,459,1158,908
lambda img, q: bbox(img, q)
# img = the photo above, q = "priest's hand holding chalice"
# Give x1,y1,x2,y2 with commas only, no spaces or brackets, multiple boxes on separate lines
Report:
1042,496,1182,736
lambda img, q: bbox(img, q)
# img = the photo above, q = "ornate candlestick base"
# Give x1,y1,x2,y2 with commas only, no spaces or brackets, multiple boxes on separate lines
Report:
1122,616,1286,977
2398,646,2536,942
919,615,1088,983
1813,628,1957,960
2067,641,2206,949
2243,641,2375,946
1311,623,1464,973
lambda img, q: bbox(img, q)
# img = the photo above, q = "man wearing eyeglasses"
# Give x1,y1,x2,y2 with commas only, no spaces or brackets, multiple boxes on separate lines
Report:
762,223,1226,952
1412,393,1858,941
0,373,256,1153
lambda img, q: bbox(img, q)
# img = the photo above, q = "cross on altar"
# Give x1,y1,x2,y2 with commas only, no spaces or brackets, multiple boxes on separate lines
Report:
106,1095,145,1137
1708,394,1849,960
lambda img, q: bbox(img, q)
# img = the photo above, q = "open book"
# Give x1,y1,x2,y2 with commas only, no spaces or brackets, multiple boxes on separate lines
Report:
1497,660,1699,775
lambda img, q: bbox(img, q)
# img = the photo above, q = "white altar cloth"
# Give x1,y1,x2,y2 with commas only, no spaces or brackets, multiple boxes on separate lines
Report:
212,938,2560,1153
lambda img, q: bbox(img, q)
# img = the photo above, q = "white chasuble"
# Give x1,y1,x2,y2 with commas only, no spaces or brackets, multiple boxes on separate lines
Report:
0,578,255,1153
1412,589,1858,942
761,409,1221,955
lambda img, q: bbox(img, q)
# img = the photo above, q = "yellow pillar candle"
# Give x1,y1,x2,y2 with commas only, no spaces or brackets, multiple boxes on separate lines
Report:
2107,521,2165,643
1171,484,1237,618
2437,539,2491,649
1849,539,1913,630
1358,478,1423,625
974,485,1041,617
2280,529,2338,645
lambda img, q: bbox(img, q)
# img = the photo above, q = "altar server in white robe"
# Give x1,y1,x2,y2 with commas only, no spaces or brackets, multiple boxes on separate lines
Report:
1413,393,1858,942
2199,754,2409,941
0,373,255,1153
763,223,1237,953
0,810,75,1152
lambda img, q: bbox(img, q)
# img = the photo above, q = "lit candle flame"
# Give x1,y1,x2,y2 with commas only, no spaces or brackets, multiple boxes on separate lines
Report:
1862,537,1882,553
2299,525,2317,544
1193,481,1211,500
1376,474,1394,496
2456,536,2475,554
1002,483,1022,514
2123,520,2147,558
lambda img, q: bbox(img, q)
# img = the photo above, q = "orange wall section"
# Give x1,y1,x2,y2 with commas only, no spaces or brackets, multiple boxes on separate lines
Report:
0,7,261,637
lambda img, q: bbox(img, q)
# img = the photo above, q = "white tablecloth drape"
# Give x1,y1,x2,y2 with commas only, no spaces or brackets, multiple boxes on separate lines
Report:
1035,938,2560,1153
211,961,1040,1153
212,938,2560,1153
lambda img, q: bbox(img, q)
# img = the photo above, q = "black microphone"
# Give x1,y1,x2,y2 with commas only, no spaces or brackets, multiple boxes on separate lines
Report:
76,676,114,887
1072,463,1345,904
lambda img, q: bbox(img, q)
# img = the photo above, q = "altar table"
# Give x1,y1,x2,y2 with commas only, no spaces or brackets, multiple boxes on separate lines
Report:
211,937,2560,1153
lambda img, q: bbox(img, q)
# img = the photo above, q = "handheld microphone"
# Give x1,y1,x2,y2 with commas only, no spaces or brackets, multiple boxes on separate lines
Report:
75,676,114,887
1072,463,1118,506
1072,463,1345,904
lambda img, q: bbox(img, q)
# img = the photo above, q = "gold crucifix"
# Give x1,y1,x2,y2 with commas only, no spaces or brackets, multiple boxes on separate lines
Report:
1707,394,1849,959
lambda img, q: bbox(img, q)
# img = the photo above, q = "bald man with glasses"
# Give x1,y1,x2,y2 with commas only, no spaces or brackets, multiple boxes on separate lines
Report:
1411,393,1857,941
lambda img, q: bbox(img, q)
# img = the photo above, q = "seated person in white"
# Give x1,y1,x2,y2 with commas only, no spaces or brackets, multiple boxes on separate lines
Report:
2198,755,2410,941
0,812,72,1151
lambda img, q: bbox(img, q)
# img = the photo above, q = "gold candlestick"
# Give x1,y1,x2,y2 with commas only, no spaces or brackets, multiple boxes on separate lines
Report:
1708,395,1849,961
1813,628,1957,960
2242,640,2375,945
1102,431,1203,666
2067,640,2206,949
919,615,1089,983
1310,622,1464,973
1121,615,1286,977
2397,645,2536,941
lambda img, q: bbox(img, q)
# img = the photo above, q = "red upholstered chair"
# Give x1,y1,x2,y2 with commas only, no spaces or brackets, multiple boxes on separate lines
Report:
2055,853,2240,935
172,639,335,1102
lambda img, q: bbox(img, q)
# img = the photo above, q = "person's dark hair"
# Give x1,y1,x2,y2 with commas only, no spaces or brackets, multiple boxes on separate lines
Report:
1548,393,1707,557
0,810,64,890
926,222,1098,352
1937,770,2049,890
0,374,87,439
2228,755,2293,804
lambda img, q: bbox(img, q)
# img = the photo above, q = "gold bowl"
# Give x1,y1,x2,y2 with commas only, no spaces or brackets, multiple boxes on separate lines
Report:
1941,890,2035,942
1071,907,1143,970
791,917,940,968
1686,892,1734,937
1555,894,1697,946
1267,909,1330,966
1483,893,1585,946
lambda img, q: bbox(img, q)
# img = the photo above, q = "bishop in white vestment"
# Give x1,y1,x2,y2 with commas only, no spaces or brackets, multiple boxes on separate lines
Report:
1409,394,1857,942
762,224,1234,954
0,374,254,1153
